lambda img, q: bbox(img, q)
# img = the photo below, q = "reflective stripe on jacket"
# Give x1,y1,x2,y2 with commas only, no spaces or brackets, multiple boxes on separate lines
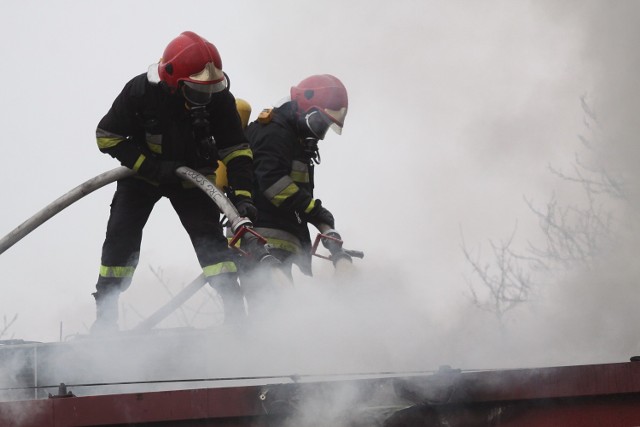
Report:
245,103,316,246
95,73,253,194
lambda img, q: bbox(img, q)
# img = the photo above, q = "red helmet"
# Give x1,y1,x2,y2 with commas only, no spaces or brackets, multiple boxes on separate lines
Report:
149,31,227,104
290,74,348,135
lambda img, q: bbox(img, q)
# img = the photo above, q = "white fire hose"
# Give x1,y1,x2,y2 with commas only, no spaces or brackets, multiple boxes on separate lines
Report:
0,166,252,256
0,166,135,256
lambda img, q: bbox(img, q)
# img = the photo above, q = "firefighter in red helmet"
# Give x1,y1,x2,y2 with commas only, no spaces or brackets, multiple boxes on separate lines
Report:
92,31,256,333
241,74,352,306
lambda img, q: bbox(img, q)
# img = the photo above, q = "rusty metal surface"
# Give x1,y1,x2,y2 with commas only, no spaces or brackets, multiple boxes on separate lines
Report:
393,362,640,404
1,361,640,426
0,386,268,427
384,394,640,427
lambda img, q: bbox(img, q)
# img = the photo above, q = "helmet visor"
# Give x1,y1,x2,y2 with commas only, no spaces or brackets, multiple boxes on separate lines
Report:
323,107,347,135
181,80,225,106
305,109,333,140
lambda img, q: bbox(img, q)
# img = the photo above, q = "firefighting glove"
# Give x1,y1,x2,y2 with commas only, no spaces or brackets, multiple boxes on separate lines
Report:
139,159,183,184
234,196,258,223
305,200,335,229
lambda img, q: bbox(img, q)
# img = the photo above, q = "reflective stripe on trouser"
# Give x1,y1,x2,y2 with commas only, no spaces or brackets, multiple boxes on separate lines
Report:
96,177,235,294
96,178,160,295
254,227,302,254
96,265,136,295
165,181,245,325
249,227,305,278
99,265,136,279
203,261,238,278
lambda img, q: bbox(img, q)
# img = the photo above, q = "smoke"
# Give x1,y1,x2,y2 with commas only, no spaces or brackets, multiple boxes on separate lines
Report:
0,257,447,427
446,1,640,369
532,1,640,362
3,2,640,424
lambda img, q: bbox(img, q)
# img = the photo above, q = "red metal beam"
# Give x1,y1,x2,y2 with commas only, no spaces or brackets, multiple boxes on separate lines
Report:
0,385,268,427
1,362,640,426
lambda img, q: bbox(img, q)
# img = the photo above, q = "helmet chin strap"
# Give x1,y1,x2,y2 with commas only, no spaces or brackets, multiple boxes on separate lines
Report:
293,106,325,165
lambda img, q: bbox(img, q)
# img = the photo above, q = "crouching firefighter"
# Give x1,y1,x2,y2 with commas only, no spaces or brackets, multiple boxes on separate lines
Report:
241,74,353,312
91,31,257,333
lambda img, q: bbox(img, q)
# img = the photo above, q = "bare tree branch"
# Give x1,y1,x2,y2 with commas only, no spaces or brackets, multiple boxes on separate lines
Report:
0,314,18,340
460,95,626,324
525,96,620,270
461,224,536,323
149,265,191,327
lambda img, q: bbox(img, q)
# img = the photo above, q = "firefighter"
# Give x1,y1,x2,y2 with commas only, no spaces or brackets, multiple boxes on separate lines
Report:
92,31,256,333
242,74,352,300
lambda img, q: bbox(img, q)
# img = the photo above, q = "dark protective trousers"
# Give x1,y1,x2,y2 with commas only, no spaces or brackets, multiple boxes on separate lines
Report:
94,177,245,326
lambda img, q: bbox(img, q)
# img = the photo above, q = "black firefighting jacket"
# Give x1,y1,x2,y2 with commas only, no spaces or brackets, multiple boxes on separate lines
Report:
96,73,253,196
245,102,320,273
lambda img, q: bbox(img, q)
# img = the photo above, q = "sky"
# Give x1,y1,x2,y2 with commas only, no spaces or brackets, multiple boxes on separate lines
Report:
1,0,639,384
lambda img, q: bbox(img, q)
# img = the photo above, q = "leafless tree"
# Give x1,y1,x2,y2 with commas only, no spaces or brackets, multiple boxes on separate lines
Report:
461,225,541,323
525,95,623,270
461,95,625,320
0,314,18,340
524,191,615,270
548,155,627,201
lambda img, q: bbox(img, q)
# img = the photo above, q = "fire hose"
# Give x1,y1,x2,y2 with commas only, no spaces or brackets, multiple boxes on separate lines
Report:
0,166,359,329
0,164,282,330
0,166,135,256
0,166,261,256
134,167,282,331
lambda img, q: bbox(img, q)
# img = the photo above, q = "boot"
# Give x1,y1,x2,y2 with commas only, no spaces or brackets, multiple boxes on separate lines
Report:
241,262,287,323
90,290,120,335
211,275,247,327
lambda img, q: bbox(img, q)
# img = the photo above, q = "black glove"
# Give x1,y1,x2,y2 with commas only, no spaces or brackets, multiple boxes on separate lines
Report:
305,200,335,229
139,159,183,184
234,196,258,223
